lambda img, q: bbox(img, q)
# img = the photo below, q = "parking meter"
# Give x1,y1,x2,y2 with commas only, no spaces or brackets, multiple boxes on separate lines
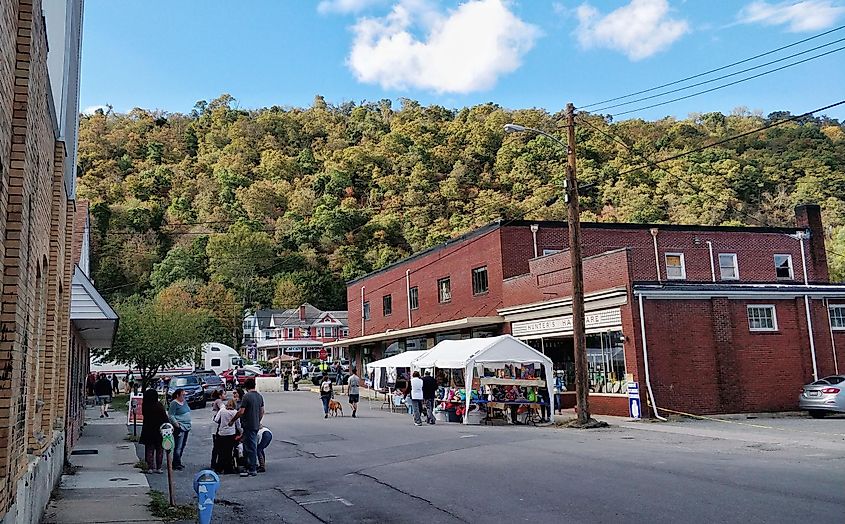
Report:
193,470,221,524
160,423,174,451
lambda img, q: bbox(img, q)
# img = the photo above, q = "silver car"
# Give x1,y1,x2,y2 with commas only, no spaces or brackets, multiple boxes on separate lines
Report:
799,375,845,418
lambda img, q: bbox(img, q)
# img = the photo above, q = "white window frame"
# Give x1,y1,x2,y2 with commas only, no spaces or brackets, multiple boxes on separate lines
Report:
747,305,778,332
409,286,419,310
438,277,451,303
829,305,845,330
542,249,561,256
664,253,686,280
774,254,794,280
718,253,739,280
286,327,295,339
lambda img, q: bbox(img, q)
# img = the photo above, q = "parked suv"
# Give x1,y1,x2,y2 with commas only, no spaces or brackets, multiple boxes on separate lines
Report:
167,374,206,409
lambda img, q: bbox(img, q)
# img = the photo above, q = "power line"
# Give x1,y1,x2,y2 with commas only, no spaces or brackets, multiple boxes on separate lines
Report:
579,24,845,109
589,36,845,113
614,99,845,177
609,45,845,118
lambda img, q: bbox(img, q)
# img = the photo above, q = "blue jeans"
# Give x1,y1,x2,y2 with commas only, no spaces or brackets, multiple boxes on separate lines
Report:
257,431,272,467
242,428,259,473
321,396,331,414
411,399,423,425
173,430,189,468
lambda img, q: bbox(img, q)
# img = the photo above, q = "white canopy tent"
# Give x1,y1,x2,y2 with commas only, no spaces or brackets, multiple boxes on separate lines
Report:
412,335,554,425
366,350,430,390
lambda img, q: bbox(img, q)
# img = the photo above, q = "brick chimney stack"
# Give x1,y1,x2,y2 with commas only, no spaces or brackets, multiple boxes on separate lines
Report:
795,204,829,282
299,304,306,321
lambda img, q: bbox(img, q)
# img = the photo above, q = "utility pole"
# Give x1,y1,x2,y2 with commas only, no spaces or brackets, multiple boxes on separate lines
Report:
566,102,590,425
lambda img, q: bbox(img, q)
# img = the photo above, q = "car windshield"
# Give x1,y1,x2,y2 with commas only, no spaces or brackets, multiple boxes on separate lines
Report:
173,376,199,387
204,376,222,385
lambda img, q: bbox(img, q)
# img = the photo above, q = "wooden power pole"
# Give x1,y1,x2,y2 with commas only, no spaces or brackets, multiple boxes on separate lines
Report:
566,102,591,425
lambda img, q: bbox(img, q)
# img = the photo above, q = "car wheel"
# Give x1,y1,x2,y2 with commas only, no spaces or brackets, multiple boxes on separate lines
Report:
809,410,827,419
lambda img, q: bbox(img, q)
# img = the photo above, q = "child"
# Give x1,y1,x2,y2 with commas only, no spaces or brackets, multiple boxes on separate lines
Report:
212,399,240,474
256,425,273,473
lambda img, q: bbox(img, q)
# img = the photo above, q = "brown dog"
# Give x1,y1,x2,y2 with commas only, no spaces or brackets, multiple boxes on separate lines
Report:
329,399,344,417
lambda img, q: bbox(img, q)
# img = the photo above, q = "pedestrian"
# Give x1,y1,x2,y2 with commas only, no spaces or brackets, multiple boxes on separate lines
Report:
94,373,113,418
139,388,168,473
86,372,96,398
213,399,240,474
292,369,300,391
124,372,131,394
228,378,264,477
283,369,290,391
234,387,245,410
410,371,424,427
111,373,119,393
319,372,333,419
209,390,225,470
422,371,437,425
347,367,360,418
256,425,273,473
167,388,192,470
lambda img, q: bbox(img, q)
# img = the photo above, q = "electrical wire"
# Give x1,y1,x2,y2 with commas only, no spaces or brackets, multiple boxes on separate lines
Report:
609,45,845,117
589,36,845,113
579,24,845,109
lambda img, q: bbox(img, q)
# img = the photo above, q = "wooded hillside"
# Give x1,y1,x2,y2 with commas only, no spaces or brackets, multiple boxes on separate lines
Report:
78,94,845,323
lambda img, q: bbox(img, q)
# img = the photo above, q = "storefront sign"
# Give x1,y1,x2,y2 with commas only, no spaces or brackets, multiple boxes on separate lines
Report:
511,308,622,337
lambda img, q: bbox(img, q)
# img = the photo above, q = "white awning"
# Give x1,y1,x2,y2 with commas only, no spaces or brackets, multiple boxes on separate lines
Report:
324,316,503,348
365,350,429,371
70,265,118,348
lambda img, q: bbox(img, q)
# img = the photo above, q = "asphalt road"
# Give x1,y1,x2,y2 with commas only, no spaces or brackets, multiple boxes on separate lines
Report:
144,390,845,524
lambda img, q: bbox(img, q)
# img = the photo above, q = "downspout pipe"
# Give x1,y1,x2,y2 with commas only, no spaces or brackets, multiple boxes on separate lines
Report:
638,294,666,421
650,228,661,283
530,224,539,258
826,298,839,375
361,286,366,337
406,270,412,329
797,232,819,380
706,241,716,282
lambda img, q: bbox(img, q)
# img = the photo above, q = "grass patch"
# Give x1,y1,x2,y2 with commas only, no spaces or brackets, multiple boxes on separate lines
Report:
124,434,139,442
148,490,197,522
133,460,149,472
111,394,129,412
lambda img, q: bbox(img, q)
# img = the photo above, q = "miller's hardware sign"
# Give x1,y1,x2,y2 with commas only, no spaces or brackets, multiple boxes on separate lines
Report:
511,308,622,337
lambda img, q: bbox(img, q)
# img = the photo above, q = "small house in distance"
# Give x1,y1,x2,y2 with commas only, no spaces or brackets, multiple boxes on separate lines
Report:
243,304,349,362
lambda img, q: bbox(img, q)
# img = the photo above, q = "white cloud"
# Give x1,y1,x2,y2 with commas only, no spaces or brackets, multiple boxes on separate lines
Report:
737,1,845,32
317,0,384,15
82,104,109,115
575,0,689,61
347,0,540,94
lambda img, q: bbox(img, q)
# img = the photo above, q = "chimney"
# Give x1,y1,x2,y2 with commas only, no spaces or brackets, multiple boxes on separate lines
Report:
795,204,829,282
299,304,306,321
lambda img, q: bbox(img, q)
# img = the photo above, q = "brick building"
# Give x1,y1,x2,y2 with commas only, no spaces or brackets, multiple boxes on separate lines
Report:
335,205,845,417
0,2,115,522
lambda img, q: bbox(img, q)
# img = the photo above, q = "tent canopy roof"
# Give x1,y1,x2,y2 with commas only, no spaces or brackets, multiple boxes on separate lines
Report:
412,335,551,370
366,350,429,371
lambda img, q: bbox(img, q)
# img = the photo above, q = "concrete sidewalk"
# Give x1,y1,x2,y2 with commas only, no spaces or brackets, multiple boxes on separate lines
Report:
42,407,162,524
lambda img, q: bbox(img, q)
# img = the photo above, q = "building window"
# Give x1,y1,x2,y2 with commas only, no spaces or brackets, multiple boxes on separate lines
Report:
664,253,686,280
830,305,845,330
543,249,561,256
341,328,349,337
363,302,371,320
383,294,392,316
748,305,777,332
300,327,311,338
472,266,489,295
409,286,419,310
774,254,793,279
286,328,295,339
315,327,322,338
437,277,451,303
719,253,739,280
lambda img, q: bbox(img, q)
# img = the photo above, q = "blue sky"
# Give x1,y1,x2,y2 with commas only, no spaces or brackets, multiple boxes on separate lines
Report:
80,0,845,121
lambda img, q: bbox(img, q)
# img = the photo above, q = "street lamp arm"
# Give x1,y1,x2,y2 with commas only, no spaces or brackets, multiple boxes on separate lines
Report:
503,124,568,150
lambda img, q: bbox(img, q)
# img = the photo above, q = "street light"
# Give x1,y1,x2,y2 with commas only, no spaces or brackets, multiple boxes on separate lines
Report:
504,104,592,425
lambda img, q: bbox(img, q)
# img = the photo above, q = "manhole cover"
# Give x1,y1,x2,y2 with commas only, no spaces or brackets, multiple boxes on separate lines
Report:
70,450,98,455
109,477,129,482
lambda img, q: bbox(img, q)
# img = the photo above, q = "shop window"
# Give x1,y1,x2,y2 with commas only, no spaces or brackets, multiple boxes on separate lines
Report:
748,305,777,331
363,302,371,320
829,305,845,330
774,254,793,279
438,277,451,303
409,286,419,310
472,266,488,295
383,294,392,316
719,253,738,280
664,253,686,280
586,332,628,394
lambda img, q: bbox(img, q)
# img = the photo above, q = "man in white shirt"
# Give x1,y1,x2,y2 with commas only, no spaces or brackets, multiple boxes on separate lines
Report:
410,371,424,427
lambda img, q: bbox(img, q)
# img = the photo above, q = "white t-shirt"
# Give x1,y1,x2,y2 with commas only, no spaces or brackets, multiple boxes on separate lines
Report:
410,377,424,400
213,408,241,436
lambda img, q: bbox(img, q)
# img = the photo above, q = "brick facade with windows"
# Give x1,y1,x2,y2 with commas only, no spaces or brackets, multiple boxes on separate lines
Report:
341,205,845,417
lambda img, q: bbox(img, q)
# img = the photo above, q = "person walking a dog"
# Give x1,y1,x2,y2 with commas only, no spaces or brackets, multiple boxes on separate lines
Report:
319,372,333,418
347,367,360,418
